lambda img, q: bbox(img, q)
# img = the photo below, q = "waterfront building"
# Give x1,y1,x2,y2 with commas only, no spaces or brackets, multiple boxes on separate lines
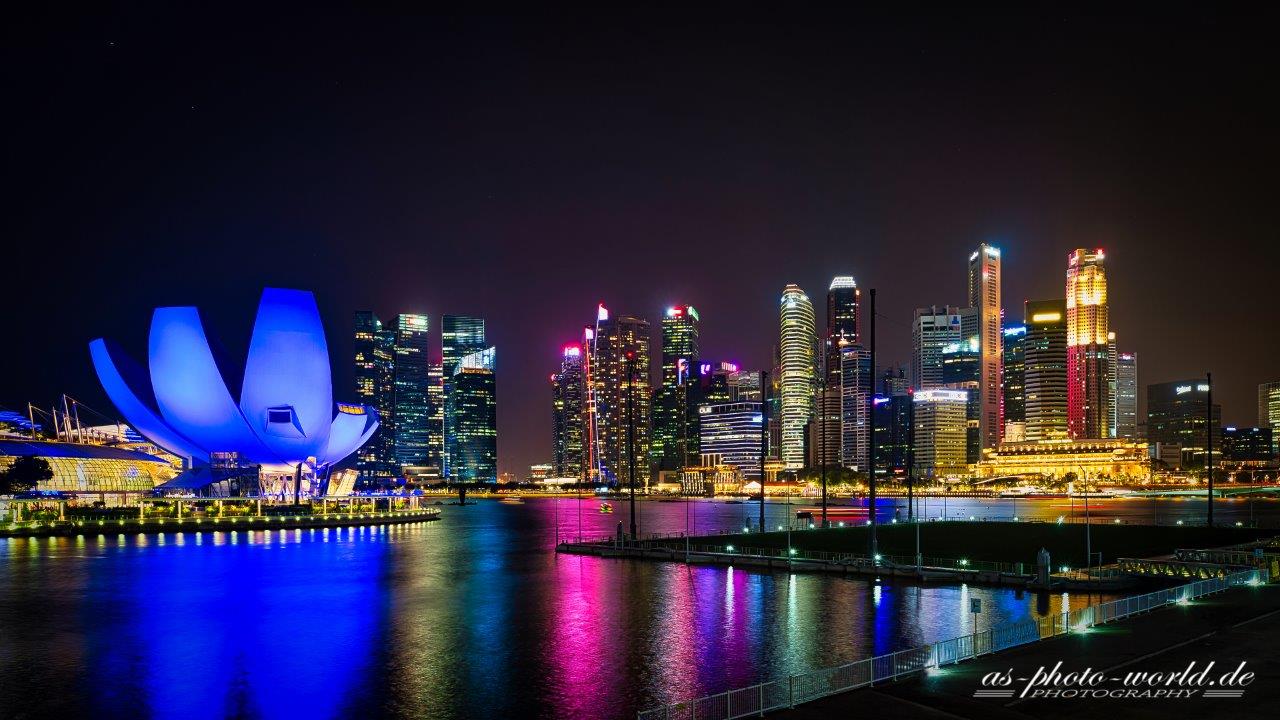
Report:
1260,382,1280,455
592,309,651,488
839,344,872,472
810,385,841,469
427,361,444,477
1146,380,1221,470
1023,299,1068,442
677,453,746,496
392,314,433,476
89,288,379,497
824,276,860,385
967,244,1002,451
941,336,981,465
442,315,487,477
528,463,553,482
354,311,395,477
975,438,1149,482
1221,427,1275,465
653,305,700,472
779,284,817,470
1066,248,1110,439
912,305,964,390
450,347,497,482
1115,352,1138,439
911,389,969,478
551,345,586,480
698,402,764,479
1001,324,1026,443
872,393,912,480
0,439,177,499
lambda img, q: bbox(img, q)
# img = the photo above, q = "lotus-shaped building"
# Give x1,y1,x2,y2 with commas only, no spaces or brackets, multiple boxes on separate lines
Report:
89,288,378,474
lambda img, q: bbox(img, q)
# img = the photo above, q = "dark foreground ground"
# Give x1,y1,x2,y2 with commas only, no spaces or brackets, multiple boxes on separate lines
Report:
773,583,1280,719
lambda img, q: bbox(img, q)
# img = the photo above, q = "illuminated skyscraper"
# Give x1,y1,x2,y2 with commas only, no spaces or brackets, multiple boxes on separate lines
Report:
825,276,860,385
912,389,969,478
912,306,964,390
427,361,444,476
1001,324,1027,442
392,314,432,473
779,284,817,469
967,243,1002,451
1260,382,1280,456
354,311,395,477
1024,299,1068,441
1147,380,1219,470
442,315,486,477
1066,248,1110,439
1115,352,1137,439
821,276,860,468
699,401,764,479
942,336,981,464
653,305,700,471
592,310,651,488
450,347,497,482
551,345,586,480
839,344,872,471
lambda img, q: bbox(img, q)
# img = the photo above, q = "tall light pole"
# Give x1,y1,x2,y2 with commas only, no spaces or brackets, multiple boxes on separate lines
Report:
820,374,828,528
1206,372,1214,527
627,351,638,540
868,288,878,561
759,369,769,533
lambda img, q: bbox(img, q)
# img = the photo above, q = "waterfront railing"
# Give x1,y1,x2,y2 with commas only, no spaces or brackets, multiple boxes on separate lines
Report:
635,568,1267,720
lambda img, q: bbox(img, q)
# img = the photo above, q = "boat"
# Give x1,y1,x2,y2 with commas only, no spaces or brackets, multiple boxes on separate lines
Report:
599,502,614,513
499,497,524,505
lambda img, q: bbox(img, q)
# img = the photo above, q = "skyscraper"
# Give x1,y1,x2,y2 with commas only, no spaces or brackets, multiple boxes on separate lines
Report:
942,336,981,464
1115,352,1137,439
912,389,969,478
354,311,395,477
1147,380,1220,470
450,347,497,482
551,345,586,479
872,393,912,479
912,306,964,390
1260,382,1280,456
653,305,700,472
839,344,872,471
967,244,1002,450
1023,299,1068,442
820,276,860,469
442,315,486,477
427,361,444,476
592,309,651,488
1066,248,1110,439
1001,324,1027,442
392,314,432,474
825,276,860,384
779,284,817,470
699,401,764,479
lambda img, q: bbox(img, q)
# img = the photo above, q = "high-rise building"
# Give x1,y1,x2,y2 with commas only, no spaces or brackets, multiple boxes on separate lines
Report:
1222,427,1274,464
592,309,651,488
942,336,981,464
1023,299,1068,442
872,393,912,479
442,315,487,477
811,385,842,468
728,369,762,401
912,389,969,478
967,244,1002,450
699,401,765,479
912,306,964,390
450,347,497,482
1115,352,1137,439
824,276,860,385
551,345,586,480
354,311,395,477
392,314,432,474
839,344,872,471
879,365,909,397
1259,382,1280,456
1066,248,1110,439
427,361,444,476
653,305,700,472
1001,324,1027,443
779,284,817,469
1146,380,1220,470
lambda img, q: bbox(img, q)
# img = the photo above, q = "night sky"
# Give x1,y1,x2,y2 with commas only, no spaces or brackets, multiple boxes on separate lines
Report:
5,6,1278,475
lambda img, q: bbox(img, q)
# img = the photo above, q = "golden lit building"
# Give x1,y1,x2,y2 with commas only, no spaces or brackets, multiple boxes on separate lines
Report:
0,439,176,498
1066,248,1110,439
976,438,1149,482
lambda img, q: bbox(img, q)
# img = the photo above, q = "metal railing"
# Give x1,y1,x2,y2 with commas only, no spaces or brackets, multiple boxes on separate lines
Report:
636,568,1266,720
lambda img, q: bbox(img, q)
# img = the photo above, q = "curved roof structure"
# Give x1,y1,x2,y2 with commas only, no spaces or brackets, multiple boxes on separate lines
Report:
90,288,377,469
0,439,169,464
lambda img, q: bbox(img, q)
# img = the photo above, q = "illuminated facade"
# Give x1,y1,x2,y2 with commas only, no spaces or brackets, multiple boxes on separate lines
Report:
872,393,912,479
1002,324,1026,442
824,276,860,385
450,347,497,482
779,284,817,469
0,439,177,495
1259,382,1280,456
551,345,586,480
442,315,487,477
392,314,433,475
967,244,1002,450
1115,352,1137,439
1222,427,1274,465
1147,380,1220,470
592,311,651,488
912,305,964,389
698,402,764,479
1023,299,1068,442
975,439,1149,481
839,344,872,471
653,305,700,472
912,389,969,478
89,288,379,485
354,311,396,476
1066,248,1110,439
941,336,981,464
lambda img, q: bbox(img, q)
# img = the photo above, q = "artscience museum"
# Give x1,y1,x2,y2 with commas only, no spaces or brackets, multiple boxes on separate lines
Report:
89,288,378,498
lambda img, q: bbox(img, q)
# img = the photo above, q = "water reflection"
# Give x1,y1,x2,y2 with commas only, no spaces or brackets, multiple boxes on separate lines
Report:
1,497,1250,719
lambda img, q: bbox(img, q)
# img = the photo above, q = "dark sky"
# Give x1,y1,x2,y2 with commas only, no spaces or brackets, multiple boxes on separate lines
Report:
5,5,1278,475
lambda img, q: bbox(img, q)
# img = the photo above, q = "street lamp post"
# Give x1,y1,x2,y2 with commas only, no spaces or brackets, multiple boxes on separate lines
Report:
1206,372,1214,527
627,352,638,541
759,369,769,533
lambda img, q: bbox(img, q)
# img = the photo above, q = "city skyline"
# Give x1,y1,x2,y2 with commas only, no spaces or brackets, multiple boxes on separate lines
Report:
5,8,1279,476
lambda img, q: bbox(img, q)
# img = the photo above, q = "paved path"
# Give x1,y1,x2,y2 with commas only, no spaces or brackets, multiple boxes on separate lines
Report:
774,584,1280,719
